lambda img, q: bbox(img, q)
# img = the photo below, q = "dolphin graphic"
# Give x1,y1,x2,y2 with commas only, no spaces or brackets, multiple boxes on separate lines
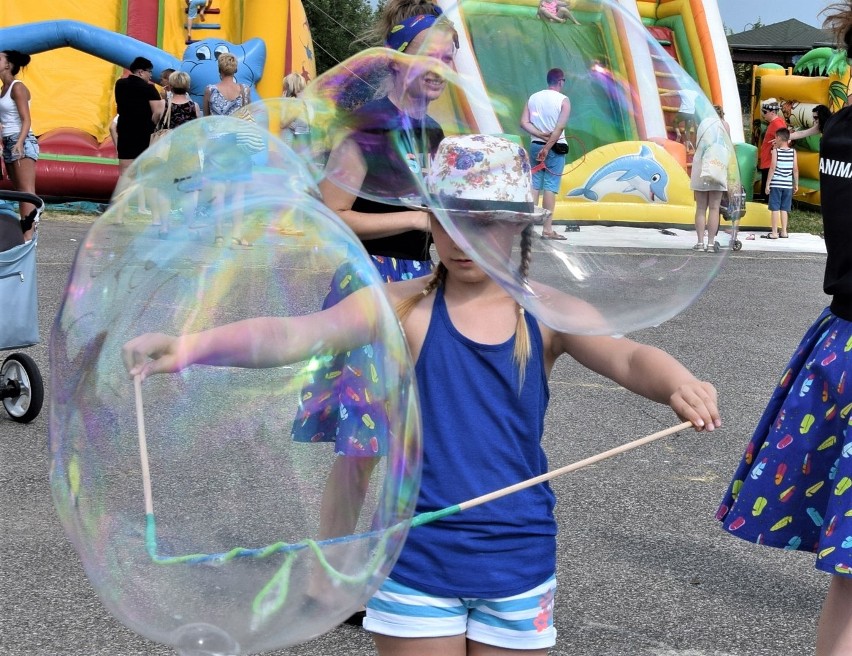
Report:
568,145,669,203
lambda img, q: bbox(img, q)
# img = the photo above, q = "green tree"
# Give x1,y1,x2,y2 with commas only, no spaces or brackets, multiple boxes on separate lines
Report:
303,0,377,75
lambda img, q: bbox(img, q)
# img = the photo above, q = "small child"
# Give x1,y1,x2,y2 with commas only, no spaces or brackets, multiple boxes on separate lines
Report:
537,0,581,24
281,72,309,151
185,0,213,44
124,134,720,654
763,127,798,239
159,68,176,100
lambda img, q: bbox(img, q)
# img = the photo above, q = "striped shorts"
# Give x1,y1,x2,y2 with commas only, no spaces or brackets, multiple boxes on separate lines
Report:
364,575,557,649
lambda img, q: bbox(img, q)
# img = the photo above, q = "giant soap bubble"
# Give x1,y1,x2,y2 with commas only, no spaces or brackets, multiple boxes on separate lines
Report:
50,119,421,654
290,0,739,336
415,0,740,335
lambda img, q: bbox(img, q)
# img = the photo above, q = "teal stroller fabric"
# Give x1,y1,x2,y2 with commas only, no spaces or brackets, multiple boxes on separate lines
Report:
0,236,39,349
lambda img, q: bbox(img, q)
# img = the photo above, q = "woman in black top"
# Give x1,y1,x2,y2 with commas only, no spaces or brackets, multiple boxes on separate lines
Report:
319,0,458,282
293,0,459,453
717,4,852,654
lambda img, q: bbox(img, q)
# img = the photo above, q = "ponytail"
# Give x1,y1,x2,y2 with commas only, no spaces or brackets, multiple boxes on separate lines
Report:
3,50,31,76
512,225,534,390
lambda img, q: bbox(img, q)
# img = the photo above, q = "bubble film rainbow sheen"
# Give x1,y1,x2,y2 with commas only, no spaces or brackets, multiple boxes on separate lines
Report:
415,0,739,335
49,119,421,654
260,42,512,206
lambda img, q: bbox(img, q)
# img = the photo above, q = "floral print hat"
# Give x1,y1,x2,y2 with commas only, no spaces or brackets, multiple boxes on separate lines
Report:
416,134,547,223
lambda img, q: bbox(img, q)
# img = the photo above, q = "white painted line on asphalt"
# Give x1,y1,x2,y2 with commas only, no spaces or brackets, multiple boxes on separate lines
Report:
546,226,826,254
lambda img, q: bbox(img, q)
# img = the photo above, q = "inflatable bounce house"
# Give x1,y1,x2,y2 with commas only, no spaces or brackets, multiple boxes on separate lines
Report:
750,48,851,209
0,0,315,200
2,0,769,227
435,0,770,228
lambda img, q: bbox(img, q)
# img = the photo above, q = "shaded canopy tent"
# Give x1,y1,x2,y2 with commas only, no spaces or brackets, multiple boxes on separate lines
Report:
727,19,834,67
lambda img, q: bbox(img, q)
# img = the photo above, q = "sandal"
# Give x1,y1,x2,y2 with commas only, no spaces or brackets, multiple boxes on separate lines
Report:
214,235,225,247
692,242,704,251
760,233,778,239
779,232,789,238
541,232,567,241
231,237,252,249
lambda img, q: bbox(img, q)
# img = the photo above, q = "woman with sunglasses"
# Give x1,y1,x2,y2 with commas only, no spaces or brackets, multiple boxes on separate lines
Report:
790,104,832,141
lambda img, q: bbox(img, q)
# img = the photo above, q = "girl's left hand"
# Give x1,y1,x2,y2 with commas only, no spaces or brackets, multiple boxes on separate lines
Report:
669,381,721,432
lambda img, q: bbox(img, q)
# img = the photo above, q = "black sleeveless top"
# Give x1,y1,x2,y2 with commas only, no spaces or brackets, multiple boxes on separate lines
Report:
347,96,444,261
162,99,197,129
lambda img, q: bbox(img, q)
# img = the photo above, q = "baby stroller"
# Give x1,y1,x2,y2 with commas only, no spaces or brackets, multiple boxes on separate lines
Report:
720,184,746,251
0,190,44,423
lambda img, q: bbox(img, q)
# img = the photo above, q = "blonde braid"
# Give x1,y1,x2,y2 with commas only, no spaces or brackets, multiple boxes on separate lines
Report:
513,225,534,390
395,263,446,322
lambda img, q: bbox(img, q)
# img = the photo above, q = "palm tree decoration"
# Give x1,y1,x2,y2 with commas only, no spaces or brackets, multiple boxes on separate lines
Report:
794,47,850,109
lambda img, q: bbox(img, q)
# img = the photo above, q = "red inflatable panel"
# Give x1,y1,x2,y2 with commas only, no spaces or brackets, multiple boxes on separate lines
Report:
0,129,119,201
126,0,160,46
33,159,119,200
647,26,677,60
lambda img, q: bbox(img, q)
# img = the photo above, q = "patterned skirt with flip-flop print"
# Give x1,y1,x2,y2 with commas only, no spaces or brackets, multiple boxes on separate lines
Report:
290,255,433,455
717,307,852,577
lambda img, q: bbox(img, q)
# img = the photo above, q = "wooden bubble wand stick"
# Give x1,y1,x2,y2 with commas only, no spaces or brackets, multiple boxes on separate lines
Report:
411,420,693,527
134,372,692,557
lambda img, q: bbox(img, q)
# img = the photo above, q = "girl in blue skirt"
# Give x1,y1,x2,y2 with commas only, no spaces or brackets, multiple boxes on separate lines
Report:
717,5,852,653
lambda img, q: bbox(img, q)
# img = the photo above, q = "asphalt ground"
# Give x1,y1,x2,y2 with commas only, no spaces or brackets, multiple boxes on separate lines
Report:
1,217,831,655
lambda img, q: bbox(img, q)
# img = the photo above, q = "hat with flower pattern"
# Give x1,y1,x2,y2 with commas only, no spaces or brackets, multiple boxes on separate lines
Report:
418,134,547,223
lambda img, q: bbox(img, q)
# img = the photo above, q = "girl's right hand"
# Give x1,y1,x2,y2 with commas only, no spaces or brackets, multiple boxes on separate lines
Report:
122,333,184,379
668,380,720,432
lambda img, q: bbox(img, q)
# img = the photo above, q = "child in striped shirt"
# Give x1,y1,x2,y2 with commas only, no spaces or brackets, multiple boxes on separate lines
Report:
764,128,798,239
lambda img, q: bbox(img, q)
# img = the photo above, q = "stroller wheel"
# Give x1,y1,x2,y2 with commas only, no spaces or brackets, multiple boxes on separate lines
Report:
733,240,742,252
1,352,44,423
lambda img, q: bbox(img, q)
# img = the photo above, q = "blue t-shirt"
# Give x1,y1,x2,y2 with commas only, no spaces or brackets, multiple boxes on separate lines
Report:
390,287,557,598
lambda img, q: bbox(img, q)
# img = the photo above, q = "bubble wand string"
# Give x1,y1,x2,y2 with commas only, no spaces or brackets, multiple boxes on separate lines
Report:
133,375,691,620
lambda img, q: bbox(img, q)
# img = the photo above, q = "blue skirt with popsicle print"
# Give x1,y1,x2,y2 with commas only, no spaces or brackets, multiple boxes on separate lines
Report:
290,255,433,456
717,307,852,577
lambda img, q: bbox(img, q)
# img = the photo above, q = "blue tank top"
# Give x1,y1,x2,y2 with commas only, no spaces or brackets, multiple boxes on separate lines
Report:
390,287,556,598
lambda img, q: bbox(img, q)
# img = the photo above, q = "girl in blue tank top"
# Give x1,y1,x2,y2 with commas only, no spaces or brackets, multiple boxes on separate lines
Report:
124,135,720,654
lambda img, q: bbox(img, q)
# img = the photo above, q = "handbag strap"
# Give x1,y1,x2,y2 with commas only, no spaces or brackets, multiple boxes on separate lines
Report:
158,98,173,130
